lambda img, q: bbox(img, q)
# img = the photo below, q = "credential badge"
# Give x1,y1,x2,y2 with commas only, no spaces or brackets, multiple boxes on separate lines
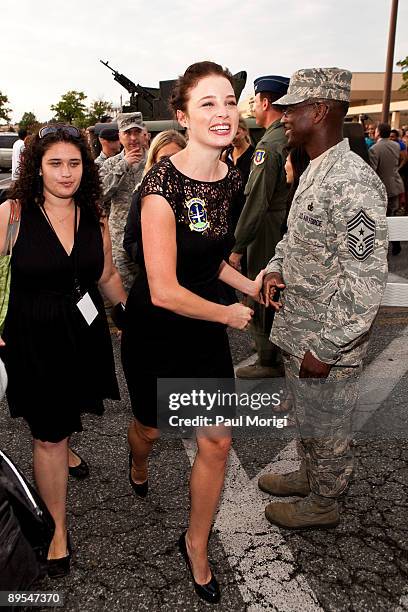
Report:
253,149,266,166
347,209,376,261
185,198,210,232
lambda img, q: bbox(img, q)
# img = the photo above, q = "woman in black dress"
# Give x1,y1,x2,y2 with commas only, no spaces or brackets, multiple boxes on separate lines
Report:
0,125,127,576
122,62,265,603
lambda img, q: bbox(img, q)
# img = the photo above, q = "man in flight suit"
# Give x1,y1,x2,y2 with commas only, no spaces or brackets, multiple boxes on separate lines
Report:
258,67,388,528
229,76,290,378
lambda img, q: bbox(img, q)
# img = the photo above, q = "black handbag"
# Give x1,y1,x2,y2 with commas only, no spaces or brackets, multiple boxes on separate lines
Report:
0,449,55,589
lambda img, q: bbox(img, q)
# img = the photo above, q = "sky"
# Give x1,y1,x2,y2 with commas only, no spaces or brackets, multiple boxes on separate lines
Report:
2,0,408,123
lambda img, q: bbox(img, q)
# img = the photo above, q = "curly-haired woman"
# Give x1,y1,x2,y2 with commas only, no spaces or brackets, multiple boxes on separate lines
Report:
0,124,127,577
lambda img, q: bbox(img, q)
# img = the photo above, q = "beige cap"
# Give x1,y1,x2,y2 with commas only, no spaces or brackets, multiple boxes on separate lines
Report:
274,67,352,106
116,112,144,132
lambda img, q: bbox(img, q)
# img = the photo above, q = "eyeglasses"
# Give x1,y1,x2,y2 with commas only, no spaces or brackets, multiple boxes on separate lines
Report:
39,124,81,139
282,102,327,118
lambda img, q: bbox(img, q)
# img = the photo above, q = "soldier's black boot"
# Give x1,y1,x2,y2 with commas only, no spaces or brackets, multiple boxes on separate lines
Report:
265,492,340,529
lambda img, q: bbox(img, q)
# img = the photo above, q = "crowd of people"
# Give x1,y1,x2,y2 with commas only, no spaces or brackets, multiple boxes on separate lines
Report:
366,122,407,255
365,121,408,207
0,61,392,604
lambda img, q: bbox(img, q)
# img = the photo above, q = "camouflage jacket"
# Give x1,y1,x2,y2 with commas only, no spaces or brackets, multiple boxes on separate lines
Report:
99,150,146,247
94,151,108,167
265,139,388,366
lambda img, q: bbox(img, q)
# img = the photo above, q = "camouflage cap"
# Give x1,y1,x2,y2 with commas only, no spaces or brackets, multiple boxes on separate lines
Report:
274,67,352,106
116,112,144,132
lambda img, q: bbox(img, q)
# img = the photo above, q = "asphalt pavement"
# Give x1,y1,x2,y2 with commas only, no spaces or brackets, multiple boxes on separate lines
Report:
0,246,407,611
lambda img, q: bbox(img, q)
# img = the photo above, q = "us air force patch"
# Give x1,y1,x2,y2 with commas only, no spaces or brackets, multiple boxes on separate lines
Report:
185,198,210,232
253,150,266,166
347,209,376,261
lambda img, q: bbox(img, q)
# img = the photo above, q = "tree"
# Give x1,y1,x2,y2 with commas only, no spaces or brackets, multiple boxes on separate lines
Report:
397,56,408,91
86,99,113,126
50,90,87,124
0,91,11,123
19,111,39,132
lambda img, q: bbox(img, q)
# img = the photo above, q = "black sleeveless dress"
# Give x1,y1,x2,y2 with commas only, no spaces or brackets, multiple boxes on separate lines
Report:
2,204,120,442
121,157,242,428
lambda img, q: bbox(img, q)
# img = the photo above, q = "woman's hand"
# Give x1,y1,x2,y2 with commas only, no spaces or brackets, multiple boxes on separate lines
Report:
225,303,253,330
0,337,5,347
249,269,266,304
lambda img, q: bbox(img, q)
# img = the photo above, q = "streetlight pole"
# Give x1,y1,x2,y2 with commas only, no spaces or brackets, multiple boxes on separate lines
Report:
381,0,399,124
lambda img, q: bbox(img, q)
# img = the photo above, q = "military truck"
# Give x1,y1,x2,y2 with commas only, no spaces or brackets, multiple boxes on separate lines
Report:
99,60,369,161
100,59,247,120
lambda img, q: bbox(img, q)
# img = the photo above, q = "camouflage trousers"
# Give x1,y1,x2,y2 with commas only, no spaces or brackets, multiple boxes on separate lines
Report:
283,353,361,498
112,244,139,294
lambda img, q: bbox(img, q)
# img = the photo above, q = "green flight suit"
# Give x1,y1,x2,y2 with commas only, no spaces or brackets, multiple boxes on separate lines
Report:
233,119,289,365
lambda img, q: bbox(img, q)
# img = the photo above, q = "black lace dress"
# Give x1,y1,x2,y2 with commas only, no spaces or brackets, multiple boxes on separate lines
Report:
2,204,120,442
121,157,243,427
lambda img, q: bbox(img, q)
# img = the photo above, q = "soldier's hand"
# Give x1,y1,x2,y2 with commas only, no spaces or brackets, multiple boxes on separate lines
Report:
262,272,285,309
299,350,331,379
229,252,242,271
225,303,253,330
125,148,143,166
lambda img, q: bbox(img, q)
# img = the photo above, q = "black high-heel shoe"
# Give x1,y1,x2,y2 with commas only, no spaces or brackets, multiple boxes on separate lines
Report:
68,451,89,479
47,532,72,579
128,452,148,498
178,531,220,604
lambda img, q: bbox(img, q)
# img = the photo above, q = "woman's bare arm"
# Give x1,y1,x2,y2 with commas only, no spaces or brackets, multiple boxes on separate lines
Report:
217,261,264,302
142,194,253,329
97,217,127,305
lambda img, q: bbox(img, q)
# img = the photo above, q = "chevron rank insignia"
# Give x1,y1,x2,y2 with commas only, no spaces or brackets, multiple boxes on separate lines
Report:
253,149,266,166
347,209,376,261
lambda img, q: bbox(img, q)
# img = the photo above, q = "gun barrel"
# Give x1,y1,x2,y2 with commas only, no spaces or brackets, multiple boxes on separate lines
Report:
100,59,116,74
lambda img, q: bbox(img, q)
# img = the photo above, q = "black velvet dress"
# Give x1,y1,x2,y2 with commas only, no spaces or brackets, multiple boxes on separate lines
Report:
121,158,243,427
2,204,120,442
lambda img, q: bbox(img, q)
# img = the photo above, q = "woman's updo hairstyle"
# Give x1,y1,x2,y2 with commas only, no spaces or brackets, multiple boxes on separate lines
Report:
169,61,234,116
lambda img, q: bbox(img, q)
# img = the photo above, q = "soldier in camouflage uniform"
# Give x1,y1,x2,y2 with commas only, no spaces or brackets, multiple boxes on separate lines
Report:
229,75,290,379
94,126,121,218
100,113,146,293
258,68,389,528
94,126,121,168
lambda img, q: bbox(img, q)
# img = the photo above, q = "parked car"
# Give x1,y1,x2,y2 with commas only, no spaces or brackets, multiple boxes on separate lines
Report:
0,132,19,171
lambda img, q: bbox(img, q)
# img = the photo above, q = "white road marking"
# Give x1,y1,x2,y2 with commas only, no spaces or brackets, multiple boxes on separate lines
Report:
356,329,408,431
183,320,408,610
359,328,408,611
183,438,322,611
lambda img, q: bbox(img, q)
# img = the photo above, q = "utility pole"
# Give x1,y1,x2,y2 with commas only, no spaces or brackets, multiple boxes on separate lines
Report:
381,0,399,124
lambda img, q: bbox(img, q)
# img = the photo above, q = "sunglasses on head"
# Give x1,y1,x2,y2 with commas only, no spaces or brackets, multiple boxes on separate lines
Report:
38,124,81,139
